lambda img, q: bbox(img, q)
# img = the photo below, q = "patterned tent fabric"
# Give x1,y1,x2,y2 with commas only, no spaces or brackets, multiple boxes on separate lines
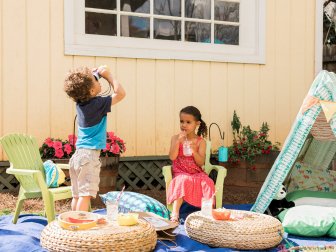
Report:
251,70,336,213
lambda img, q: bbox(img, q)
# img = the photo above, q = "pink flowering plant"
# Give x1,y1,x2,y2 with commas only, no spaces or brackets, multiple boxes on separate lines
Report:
101,132,126,157
39,135,77,159
39,132,125,159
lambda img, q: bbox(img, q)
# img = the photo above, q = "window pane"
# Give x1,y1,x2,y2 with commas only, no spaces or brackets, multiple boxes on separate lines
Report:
85,0,116,10
215,24,239,45
185,0,211,20
154,0,181,17
214,1,239,22
121,16,150,38
121,0,150,13
85,12,117,36
185,22,211,43
154,19,181,41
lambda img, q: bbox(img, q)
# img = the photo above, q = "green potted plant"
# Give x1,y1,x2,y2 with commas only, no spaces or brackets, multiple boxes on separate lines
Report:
228,111,280,171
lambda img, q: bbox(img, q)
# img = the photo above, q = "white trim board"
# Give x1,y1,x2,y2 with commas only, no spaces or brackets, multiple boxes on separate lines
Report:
64,0,266,64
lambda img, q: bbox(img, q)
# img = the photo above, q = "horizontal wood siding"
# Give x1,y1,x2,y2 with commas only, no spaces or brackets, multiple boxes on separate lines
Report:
0,0,317,159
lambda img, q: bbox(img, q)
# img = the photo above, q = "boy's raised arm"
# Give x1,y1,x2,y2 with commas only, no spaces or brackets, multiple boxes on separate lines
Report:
99,67,126,105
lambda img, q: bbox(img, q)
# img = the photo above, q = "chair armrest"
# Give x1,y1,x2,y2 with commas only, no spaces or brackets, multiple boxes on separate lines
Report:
56,163,70,170
6,167,41,176
205,164,227,208
162,165,173,187
206,164,226,175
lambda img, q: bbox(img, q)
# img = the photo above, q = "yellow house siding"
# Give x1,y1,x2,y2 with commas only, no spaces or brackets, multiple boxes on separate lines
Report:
50,0,74,140
274,0,292,144
0,0,319,159
2,1,27,145
136,59,156,155
116,58,137,155
27,0,50,141
0,0,2,160
155,60,175,155
209,63,228,149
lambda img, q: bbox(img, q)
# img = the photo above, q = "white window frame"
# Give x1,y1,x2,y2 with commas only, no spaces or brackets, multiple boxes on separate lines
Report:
64,0,265,64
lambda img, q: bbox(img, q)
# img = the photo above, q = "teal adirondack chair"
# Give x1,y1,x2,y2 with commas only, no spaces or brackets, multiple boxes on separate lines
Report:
162,140,227,212
0,133,72,223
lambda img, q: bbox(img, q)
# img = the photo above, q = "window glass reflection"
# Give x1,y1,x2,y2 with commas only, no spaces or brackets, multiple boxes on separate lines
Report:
85,12,117,36
214,1,239,22
121,16,150,38
215,24,239,45
185,0,211,20
85,0,116,10
154,19,181,40
154,0,181,17
121,0,150,13
185,22,211,43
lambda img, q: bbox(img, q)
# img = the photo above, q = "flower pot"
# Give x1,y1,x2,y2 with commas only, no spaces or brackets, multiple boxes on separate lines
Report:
98,156,119,194
219,150,280,189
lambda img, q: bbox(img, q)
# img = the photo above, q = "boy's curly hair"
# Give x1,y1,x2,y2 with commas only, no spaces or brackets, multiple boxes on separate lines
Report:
64,67,94,103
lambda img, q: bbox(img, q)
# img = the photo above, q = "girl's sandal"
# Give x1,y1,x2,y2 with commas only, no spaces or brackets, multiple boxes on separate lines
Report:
170,214,179,223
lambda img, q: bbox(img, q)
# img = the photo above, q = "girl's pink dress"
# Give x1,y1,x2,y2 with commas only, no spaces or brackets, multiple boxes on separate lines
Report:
167,138,215,207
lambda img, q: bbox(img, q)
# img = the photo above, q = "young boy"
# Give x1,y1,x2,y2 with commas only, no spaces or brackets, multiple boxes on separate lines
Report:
64,66,126,211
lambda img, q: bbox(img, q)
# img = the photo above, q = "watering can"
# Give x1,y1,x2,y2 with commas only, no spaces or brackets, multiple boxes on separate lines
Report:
209,123,228,162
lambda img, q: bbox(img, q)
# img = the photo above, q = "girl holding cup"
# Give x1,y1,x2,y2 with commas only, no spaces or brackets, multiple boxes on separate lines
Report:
167,106,215,222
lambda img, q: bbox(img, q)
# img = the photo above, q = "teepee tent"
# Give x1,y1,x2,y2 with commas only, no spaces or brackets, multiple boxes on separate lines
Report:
252,70,336,213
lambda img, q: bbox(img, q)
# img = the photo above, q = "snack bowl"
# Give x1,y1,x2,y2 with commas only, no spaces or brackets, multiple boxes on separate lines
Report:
212,208,231,221
58,211,99,231
117,213,139,226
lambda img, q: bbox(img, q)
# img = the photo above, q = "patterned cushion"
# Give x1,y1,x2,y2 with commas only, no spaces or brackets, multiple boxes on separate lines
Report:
43,160,66,188
100,191,170,219
288,161,336,193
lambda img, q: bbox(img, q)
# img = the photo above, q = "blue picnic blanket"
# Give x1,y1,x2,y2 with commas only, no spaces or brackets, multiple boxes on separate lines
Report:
0,204,335,252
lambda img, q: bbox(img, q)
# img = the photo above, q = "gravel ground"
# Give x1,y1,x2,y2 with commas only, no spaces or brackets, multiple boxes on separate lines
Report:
0,186,259,215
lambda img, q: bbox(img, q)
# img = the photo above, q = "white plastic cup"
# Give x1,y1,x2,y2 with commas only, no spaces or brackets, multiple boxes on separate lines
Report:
106,200,118,221
183,141,192,156
201,197,213,217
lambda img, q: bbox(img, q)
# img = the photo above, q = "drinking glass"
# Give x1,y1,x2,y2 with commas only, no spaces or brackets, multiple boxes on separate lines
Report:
183,141,192,156
201,197,213,217
106,200,118,221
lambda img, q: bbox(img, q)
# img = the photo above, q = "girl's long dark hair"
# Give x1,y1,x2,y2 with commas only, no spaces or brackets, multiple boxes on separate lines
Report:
180,106,208,138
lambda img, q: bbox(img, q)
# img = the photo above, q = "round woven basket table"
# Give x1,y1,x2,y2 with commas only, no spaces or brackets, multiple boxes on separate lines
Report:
40,219,157,252
185,210,283,250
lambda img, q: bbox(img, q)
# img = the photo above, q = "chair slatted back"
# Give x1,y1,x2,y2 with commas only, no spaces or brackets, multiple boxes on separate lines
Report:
204,140,212,175
0,133,45,192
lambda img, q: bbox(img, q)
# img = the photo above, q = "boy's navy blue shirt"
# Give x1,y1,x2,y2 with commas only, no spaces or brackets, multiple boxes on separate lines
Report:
76,96,112,149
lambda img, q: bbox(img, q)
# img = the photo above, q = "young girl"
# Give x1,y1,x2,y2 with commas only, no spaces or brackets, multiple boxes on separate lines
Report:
167,106,215,222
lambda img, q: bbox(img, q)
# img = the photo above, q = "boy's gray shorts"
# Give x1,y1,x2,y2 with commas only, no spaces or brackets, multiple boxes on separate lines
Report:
69,149,101,198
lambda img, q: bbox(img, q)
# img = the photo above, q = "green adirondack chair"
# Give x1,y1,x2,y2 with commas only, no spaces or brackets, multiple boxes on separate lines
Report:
162,140,227,212
0,133,72,223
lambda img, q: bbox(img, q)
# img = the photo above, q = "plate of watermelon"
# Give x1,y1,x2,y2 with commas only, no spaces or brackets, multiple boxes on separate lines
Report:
58,211,99,231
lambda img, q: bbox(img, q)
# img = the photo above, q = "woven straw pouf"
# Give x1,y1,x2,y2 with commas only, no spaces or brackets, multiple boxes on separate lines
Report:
185,210,283,250
40,219,157,252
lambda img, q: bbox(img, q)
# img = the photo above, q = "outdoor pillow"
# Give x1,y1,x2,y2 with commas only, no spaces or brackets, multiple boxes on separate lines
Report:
278,205,336,238
43,160,66,188
286,190,336,207
100,191,170,220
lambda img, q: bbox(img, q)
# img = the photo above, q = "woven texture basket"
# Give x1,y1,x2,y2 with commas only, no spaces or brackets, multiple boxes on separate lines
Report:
310,111,336,141
185,210,283,250
40,219,157,252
